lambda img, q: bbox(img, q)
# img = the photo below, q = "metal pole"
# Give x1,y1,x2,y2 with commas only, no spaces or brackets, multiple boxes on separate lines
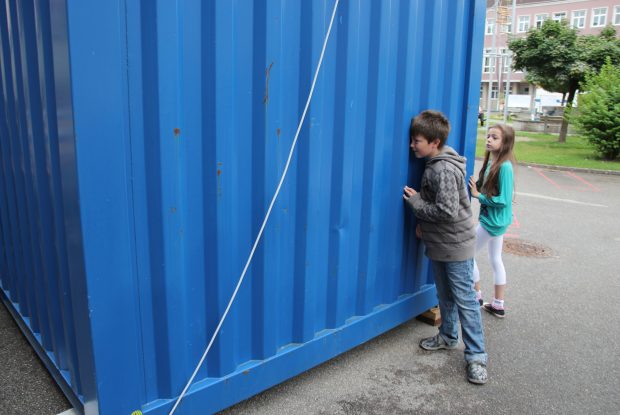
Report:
485,0,499,124
503,0,517,122
496,52,503,112
503,54,512,122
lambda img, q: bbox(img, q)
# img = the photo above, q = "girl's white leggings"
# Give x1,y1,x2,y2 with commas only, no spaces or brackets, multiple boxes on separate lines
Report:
473,224,507,286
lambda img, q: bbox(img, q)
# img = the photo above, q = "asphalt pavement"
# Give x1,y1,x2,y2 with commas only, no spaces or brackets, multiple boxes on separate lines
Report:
2,161,619,415
0,298,69,414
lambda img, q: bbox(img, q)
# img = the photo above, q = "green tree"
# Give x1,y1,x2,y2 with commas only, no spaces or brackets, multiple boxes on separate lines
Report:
571,59,620,160
509,21,620,143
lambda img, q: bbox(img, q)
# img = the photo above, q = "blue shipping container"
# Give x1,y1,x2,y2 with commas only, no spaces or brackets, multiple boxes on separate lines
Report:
0,1,485,414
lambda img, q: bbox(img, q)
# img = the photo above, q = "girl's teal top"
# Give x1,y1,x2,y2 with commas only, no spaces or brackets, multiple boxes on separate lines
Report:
477,161,514,236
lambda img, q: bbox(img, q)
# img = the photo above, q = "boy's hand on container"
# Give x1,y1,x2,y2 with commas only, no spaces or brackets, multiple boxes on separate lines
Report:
415,224,422,238
468,176,479,198
403,186,416,200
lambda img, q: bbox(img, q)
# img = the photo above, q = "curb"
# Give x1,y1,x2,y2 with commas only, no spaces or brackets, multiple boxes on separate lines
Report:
474,157,620,176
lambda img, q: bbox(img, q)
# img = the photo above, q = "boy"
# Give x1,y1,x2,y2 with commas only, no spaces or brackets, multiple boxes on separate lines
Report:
402,110,488,384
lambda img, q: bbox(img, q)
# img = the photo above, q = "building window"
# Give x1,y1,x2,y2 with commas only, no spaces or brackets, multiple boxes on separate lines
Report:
490,85,499,99
614,6,620,25
500,49,510,73
572,10,587,29
591,7,607,27
535,13,548,28
483,48,496,74
553,12,567,22
486,18,495,35
503,21,512,33
524,87,529,93
480,85,484,98
518,15,530,32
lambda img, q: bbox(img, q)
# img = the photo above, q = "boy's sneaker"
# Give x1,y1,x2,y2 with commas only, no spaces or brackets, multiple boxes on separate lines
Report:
482,303,505,318
467,361,488,385
419,334,458,351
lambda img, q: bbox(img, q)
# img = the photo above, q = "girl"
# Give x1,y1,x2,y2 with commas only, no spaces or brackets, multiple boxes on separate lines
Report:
468,124,515,318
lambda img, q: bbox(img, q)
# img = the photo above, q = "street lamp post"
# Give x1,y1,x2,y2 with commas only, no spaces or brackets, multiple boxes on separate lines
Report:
485,0,500,124
502,0,517,123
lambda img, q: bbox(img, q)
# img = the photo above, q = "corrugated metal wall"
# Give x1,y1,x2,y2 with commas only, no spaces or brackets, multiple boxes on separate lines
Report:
0,0,94,410
1,1,485,414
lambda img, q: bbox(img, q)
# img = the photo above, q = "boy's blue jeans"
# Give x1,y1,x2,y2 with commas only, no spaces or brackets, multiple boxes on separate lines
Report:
432,258,487,364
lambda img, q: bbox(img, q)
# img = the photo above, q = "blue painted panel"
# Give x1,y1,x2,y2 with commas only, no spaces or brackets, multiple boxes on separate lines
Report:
0,0,97,411
0,1,487,414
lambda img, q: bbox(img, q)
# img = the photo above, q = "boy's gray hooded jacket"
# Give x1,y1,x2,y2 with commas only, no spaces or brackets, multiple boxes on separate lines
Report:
405,146,476,262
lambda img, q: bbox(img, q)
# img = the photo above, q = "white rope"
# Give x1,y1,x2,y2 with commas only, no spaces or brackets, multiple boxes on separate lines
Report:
167,1,340,413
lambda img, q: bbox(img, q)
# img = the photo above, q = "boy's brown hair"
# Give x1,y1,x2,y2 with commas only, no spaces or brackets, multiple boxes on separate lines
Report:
409,110,451,148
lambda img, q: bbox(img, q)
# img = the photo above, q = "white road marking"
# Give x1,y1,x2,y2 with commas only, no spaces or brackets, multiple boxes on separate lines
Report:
57,409,78,415
515,192,608,208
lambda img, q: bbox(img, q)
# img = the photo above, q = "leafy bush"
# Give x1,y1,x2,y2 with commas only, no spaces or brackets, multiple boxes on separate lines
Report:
572,60,620,160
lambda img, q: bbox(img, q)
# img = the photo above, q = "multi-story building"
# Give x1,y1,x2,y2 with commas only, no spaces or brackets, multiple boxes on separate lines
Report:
481,0,620,112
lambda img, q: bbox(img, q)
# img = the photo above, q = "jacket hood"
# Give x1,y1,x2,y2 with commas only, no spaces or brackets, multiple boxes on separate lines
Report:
427,145,467,176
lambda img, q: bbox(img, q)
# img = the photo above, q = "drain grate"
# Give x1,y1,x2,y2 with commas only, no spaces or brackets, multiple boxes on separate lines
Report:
503,238,553,258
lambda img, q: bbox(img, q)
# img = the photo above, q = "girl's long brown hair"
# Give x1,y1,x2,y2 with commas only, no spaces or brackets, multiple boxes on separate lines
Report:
477,124,516,197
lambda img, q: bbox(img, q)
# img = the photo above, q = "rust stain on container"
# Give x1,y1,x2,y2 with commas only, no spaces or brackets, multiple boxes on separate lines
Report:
276,128,281,143
217,165,222,198
173,128,180,137
263,62,274,104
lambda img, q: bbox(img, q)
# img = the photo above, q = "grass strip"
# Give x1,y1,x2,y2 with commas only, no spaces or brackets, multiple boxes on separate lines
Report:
475,128,620,171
